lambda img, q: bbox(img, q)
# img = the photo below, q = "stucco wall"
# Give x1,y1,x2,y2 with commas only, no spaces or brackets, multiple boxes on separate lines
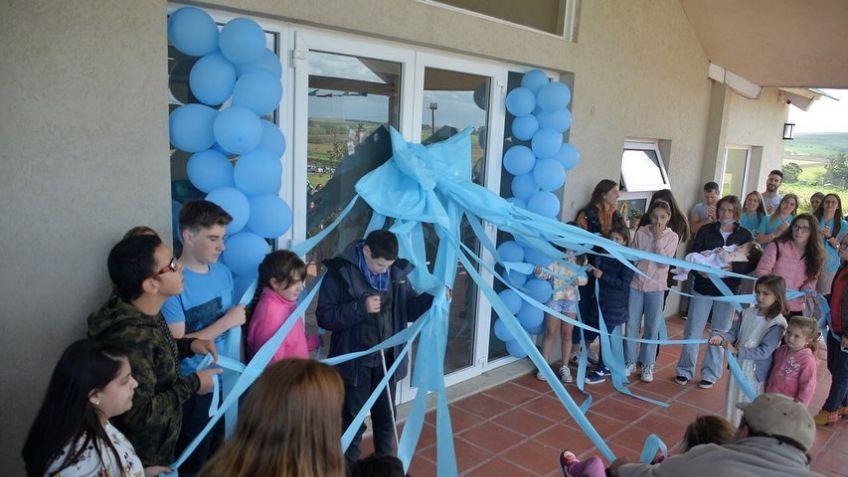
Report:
0,1,171,473
1,0,789,473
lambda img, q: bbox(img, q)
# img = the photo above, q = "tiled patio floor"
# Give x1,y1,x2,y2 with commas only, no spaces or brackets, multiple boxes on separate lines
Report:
367,316,848,476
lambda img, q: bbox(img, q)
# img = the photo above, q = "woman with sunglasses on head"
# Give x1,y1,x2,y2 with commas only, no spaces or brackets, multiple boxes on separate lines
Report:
814,193,848,295
23,339,171,477
756,194,799,248
754,213,825,317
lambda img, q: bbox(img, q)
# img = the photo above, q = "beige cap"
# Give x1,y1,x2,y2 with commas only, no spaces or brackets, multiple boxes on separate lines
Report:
736,393,816,451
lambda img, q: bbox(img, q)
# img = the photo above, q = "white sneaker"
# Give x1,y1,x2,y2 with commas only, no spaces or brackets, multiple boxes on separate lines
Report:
560,365,573,383
641,365,654,383
624,362,636,377
536,370,547,382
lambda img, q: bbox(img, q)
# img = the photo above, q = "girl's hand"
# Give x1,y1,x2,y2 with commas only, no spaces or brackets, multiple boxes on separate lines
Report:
708,336,724,346
822,226,832,239
724,342,737,353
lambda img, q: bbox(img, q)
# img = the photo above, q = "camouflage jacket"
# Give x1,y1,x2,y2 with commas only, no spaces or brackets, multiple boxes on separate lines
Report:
87,295,199,466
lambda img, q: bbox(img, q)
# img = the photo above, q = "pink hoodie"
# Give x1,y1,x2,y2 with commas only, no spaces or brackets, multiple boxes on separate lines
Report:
247,287,317,363
630,225,679,292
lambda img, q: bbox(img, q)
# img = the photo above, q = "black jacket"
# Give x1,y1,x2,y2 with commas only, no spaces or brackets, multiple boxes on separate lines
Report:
690,222,754,296
594,255,636,326
316,240,434,386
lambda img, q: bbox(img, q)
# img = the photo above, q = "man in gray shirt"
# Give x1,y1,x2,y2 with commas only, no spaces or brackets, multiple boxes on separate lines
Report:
761,169,783,214
689,181,720,236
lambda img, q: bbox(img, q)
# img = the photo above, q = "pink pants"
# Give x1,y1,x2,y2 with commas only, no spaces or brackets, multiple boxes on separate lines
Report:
566,456,605,477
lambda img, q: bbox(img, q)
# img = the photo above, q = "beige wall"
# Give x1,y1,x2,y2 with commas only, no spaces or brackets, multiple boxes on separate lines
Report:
1,0,789,473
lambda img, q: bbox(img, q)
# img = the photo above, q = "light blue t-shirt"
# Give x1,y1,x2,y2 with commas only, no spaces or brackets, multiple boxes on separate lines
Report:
819,217,848,272
757,214,793,247
162,262,234,375
740,211,765,236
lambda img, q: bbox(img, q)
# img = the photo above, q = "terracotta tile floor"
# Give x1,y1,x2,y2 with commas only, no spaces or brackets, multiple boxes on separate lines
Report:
365,316,848,476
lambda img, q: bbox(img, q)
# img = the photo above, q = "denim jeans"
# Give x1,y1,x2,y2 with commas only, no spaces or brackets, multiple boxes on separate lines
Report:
342,366,397,466
675,292,735,382
626,289,664,367
824,333,848,412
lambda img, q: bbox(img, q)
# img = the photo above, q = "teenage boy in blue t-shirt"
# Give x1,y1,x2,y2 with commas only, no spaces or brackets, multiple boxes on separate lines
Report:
162,200,246,474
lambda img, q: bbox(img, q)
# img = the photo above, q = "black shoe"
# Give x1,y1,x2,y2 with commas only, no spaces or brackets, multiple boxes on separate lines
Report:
698,380,714,389
674,375,689,386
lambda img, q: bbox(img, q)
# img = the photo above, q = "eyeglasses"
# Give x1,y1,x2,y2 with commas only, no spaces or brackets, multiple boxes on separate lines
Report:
150,257,178,278
792,225,811,232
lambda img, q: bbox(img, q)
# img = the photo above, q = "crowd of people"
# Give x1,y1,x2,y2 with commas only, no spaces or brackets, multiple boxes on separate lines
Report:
20,167,848,477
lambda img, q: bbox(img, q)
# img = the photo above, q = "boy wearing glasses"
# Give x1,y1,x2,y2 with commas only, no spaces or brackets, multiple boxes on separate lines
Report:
162,200,246,472
87,234,220,467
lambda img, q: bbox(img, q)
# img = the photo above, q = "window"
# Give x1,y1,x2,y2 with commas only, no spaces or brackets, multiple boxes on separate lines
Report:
618,141,669,228
419,0,578,39
721,147,750,198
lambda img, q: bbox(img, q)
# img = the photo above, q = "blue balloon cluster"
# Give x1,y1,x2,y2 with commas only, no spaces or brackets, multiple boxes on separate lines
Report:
168,7,292,279
498,70,581,355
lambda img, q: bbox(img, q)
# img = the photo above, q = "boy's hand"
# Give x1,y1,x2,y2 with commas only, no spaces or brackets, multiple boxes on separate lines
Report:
708,336,724,346
196,368,223,395
365,295,381,314
191,339,218,362
222,304,246,329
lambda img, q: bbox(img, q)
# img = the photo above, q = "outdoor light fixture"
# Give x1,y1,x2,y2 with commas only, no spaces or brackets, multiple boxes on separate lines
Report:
783,122,795,140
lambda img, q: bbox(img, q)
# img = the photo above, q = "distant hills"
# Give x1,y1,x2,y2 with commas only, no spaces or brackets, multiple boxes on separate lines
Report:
784,132,848,159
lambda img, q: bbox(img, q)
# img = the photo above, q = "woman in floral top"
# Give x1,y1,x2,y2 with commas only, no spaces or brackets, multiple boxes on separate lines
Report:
23,340,168,477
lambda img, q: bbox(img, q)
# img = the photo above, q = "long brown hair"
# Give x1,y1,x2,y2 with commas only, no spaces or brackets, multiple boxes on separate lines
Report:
768,193,799,226
580,179,618,211
198,360,345,477
814,193,844,237
638,189,690,241
245,250,307,328
774,213,824,282
755,274,789,319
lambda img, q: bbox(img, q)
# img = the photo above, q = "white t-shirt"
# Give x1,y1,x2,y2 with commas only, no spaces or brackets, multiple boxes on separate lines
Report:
45,422,144,477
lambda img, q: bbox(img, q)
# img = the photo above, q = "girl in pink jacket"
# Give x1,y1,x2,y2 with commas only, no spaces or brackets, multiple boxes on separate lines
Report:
246,250,320,362
765,315,819,405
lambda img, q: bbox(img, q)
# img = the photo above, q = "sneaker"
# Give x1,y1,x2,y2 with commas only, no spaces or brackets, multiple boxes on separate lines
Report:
697,379,714,389
674,375,689,386
536,371,547,382
560,365,573,384
839,406,848,419
560,450,578,477
814,410,840,426
640,365,654,383
624,362,636,377
585,368,608,385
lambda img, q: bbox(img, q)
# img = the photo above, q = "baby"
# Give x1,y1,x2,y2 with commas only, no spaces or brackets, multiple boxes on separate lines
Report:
672,241,760,281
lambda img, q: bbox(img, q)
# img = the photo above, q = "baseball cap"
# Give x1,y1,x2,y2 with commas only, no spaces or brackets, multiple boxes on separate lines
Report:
736,393,815,451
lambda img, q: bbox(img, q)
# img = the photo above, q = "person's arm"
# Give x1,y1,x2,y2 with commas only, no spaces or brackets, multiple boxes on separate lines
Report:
315,270,370,331
184,305,245,340
598,259,636,289
795,352,818,406
752,241,777,277
713,312,741,343
737,325,785,361
689,211,703,236
405,283,435,322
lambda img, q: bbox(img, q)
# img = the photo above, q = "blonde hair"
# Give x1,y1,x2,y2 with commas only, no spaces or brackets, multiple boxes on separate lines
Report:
198,360,345,477
787,316,821,351
683,415,735,450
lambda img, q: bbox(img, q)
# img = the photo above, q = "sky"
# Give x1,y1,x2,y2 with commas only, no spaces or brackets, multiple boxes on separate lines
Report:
787,89,848,133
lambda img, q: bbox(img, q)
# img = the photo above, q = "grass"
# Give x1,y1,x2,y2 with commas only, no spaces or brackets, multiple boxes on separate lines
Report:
784,132,848,158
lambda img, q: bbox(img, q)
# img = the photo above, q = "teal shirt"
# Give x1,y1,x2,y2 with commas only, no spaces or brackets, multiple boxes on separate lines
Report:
819,217,848,272
740,211,765,236
757,214,793,247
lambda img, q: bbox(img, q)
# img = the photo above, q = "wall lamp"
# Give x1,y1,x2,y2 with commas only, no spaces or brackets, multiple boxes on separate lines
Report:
783,123,795,140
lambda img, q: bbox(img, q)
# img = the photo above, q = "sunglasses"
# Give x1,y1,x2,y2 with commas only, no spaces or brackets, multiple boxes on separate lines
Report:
150,257,178,278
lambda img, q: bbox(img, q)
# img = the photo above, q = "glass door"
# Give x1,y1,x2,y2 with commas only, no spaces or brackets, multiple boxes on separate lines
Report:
722,147,750,198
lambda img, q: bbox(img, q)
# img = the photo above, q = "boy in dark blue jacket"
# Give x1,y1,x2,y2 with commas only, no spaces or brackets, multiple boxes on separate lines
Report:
316,230,434,465
586,225,636,384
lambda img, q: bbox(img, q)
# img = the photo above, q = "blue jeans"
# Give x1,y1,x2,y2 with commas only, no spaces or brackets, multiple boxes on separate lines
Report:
626,289,664,367
824,333,848,412
675,292,735,382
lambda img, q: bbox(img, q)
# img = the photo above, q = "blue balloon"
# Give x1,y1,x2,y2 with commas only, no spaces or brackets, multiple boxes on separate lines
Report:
511,115,539,141
537,81,572,111
527,191,561,218
533,158,566,191
507,269,528,287
506,197,526,210
189,52,236,106
498,289,523,315
531,128,563,159
172,200,183,244
212,142,232,157
213,106,262,154
168,7,219,57
493,319,513,342
259,120,286,158
232,70,283,116
524,278,553,304
505,87,536,117
517,301,544,329
246,194,292,238
187,149,234,193
222,231,268,277
555,143,580,171
219,18,266,65
235,48,282,78
521,69,549,94
169,104,217,152
497,240,525,263
524,246,554,267
511,173,539,200
234,149,282,196
503,145,536,176
536,108,573,133
506,339,527,358
206,187,250,233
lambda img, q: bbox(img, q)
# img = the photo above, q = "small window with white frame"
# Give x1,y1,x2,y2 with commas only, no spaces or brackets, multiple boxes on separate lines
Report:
618,140,670,229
